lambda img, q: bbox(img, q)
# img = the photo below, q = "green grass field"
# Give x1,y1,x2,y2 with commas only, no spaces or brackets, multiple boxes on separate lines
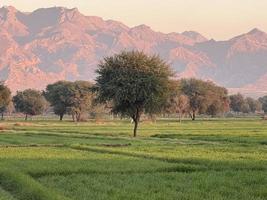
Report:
0,118,266,200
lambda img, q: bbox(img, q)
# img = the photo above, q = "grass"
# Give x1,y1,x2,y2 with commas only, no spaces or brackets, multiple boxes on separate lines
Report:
0,187,15,200
0,118,266,199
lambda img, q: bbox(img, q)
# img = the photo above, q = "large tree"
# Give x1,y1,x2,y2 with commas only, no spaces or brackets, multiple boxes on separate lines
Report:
0,82,11,120
13,89,47,120
94,51,172,137
181,79,229,120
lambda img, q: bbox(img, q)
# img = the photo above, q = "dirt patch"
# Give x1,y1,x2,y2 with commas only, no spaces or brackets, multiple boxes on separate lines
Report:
0,124,9,131
14,122,35,127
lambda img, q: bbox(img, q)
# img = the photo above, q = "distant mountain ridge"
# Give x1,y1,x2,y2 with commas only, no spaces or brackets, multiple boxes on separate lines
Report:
0,6,267,97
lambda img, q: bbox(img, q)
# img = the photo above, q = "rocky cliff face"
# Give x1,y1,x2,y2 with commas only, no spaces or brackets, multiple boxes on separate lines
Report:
1,6,267,96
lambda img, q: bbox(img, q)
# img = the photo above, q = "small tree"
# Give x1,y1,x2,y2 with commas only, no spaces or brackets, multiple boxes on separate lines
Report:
205,88,229,117
171,95,189,122
44,81,72,121
243,97,261,113
94,51,172,137
67,81,94,122
0,82,11,120
259,96,267,114
164,80,189,122
229,93,245,113
13,89,47,120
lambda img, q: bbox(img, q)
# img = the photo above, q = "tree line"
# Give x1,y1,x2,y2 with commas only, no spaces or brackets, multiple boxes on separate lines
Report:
1,51,267,136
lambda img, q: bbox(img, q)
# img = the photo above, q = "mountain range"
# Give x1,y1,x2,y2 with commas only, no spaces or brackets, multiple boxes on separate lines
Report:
1,6,267,97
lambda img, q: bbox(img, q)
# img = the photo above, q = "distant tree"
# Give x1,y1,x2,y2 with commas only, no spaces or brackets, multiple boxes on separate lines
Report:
171,95,189,122
66,81,94,122
5,101,15,116
44,81,72,121
241,101,251,114
94,51,172,137
206,99,228,117
164,80,189,122
90,101,111,121
181,78,229,120
229,93,246,113
206,88,229,117
45,81,94,122
245,97,262,113
0,82,11,120
259,96,267,114
13,89,47,120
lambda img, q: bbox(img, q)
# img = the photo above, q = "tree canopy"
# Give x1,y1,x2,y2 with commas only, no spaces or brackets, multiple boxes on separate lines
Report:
45,81,72,120
164,80,189,122
259,96,267,114
66,81,94,122
94,51,173,136
180,78,229,120
230,94,261,114
45,81,94,121
0,82,11,120
13,89,47,120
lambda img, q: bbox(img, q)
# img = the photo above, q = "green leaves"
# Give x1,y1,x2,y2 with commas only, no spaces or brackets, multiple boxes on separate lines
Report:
45,81,94,121
13,89,47,117
95,51,173,136
181,78,229,118
0,83,11,115
96,51,172,116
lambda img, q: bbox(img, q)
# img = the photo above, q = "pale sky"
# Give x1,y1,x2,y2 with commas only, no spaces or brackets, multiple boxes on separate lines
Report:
1,0,266,40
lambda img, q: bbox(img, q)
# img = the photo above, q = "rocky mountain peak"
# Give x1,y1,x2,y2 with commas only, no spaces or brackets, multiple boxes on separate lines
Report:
182,31,208,43
0,6,267,97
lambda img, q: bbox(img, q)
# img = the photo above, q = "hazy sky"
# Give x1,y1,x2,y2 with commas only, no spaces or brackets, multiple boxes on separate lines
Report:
1,0,266,40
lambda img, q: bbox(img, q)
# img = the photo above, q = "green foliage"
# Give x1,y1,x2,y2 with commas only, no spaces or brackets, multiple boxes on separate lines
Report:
66,81,94,122
259,96,267,113
0,169,70,200
45,81,72,120
229,94,245,113
164,80,189,122
230,94,262,113
245,97,262,113
0,83,11,119
45,81,94,121
95,51,173,136
181,79,229,119
13,89,47,120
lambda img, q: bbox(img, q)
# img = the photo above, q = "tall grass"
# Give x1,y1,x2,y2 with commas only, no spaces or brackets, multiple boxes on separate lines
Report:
0,169,70,200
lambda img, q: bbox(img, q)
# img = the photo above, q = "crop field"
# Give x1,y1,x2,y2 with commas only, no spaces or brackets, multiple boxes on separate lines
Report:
0,118,266,200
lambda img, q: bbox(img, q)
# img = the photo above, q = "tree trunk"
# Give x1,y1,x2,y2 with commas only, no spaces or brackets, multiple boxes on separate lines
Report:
1,113,4,120
179,113,182,123
25,114,28,121
72,114,75,122
76,112,81,122
132,108,141,137
59,114,64,121
192,111,196,121
189,112,193,120
133,119,138,137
